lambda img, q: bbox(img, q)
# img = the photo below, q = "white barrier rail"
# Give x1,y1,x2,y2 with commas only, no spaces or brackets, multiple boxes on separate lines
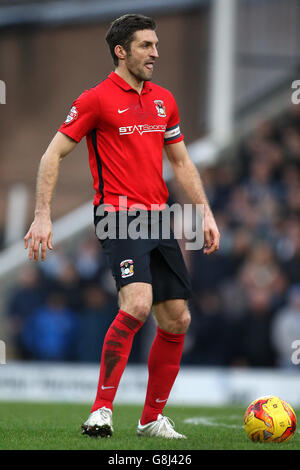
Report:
0,362,299,407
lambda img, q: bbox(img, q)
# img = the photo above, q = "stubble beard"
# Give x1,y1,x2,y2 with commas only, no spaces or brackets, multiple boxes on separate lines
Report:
126,55,153,83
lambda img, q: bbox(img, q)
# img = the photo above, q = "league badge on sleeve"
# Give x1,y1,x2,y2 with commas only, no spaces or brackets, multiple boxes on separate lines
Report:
154,100,166,118
120,259,134,278
64,105,78,124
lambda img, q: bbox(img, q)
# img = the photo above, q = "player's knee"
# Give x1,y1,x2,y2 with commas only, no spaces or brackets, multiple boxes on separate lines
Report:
122,298,152,323
173,309,191,334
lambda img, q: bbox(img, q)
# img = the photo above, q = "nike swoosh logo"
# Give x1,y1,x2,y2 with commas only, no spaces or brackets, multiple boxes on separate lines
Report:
118,108,129,114
155,398,168,403
101,385,115,390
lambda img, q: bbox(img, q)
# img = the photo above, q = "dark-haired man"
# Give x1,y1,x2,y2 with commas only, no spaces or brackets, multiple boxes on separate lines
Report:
24,14,220,439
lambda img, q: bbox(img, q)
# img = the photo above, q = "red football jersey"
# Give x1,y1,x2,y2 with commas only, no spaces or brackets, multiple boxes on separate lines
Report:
58,72,184,210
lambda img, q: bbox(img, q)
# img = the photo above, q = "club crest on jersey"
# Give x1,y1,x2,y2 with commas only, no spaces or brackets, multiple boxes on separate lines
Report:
154,100,166,118
120,259,134,278
64,106,78,124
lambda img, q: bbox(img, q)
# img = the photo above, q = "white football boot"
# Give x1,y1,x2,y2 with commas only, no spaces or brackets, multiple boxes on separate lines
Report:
81,407,113,438
136,414,187,439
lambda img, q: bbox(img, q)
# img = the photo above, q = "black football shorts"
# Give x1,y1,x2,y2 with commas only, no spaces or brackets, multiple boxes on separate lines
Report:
94,207,191,304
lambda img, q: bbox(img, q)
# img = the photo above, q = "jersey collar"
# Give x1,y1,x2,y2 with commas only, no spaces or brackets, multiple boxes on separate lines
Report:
108,71,152,95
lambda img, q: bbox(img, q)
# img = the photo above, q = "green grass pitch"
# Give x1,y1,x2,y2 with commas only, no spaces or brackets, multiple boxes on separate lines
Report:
0,402,299,450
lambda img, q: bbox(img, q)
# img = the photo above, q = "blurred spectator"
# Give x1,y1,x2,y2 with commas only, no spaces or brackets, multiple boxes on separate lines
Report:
226,185,261,231
243,154,275,202
277,216,300,285
75,237,105,283
182,290,236,366
271,285,300,368
38,246,70,280
238,241,287,310
21,290,78,361
190,249,228,293
281,124,300,162
54,260,84,312
234,288,276,367
212,163,237,211
6,265,46,358
76,284,117,362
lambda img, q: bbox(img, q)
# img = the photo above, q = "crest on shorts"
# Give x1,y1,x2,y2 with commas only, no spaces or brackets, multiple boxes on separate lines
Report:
120,259,134,278
64,105,78,124
154,100,166,118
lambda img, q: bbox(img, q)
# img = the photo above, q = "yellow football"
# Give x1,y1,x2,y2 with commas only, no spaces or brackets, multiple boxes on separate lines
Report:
244,396,297,443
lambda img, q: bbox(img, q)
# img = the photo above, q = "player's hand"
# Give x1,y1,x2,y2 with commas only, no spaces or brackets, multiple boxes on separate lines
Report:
24,215,53,262
202,208,220,255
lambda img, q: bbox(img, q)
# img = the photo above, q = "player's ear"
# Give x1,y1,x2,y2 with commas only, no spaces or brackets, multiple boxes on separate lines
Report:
114,45,127,62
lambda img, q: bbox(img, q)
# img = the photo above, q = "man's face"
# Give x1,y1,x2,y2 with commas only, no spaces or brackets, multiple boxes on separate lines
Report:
124,29,159,81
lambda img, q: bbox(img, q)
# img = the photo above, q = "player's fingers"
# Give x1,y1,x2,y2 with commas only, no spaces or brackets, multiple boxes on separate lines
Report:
203,228,211,249
24,230,31,249
205,244,218,255
204,245,217,255
204,229,220,254
40,238,48,261
211,229,220,249
47,233,53,250
204,244,214,255
210,231,220,253
32,238,41,262
28,238,35,260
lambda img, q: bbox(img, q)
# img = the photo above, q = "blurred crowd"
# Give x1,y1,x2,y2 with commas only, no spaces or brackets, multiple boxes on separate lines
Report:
4,105,300,368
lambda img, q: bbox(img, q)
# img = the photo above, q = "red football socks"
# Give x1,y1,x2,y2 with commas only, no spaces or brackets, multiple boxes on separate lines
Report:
91,309,143,412
140,326,186,425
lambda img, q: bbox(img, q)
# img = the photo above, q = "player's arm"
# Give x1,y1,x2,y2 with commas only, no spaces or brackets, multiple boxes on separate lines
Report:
165,140,220,255
24,131,77,262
